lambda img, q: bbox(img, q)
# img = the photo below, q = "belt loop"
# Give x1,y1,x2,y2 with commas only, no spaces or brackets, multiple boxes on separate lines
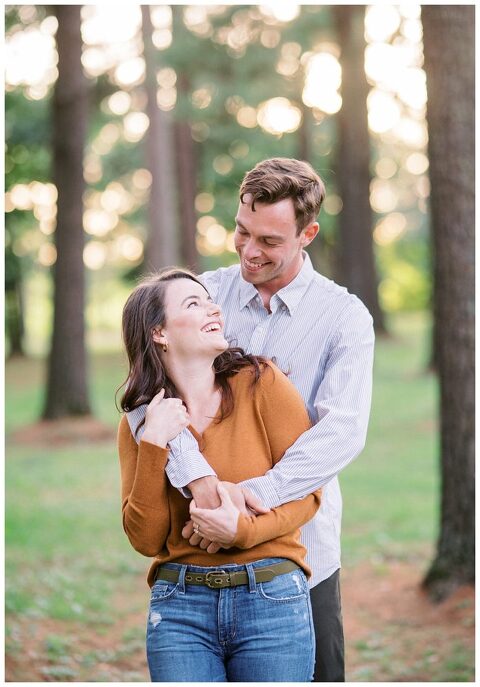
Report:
178,565,187,594
246,563,256,593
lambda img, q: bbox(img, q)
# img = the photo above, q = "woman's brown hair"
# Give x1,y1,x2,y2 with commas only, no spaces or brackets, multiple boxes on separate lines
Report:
119,268,267,433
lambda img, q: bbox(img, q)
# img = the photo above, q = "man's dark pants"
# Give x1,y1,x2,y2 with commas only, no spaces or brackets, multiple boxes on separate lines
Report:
310,569,345,682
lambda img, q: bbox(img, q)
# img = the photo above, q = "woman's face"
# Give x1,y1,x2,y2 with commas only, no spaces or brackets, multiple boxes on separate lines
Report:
157,278,228,357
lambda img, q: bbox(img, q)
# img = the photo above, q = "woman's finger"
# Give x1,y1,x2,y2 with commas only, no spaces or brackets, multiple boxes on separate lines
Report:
181,520,195,539
151,388,165,404
188,532,203,546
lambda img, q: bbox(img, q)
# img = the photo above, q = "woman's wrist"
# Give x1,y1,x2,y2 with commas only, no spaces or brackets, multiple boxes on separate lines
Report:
141,429,168,448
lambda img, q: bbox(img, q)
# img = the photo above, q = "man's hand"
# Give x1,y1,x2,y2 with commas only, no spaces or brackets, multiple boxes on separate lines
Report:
185,476,222,551
189,483,241,546
221,481,270,516
188,475,221,509
182,481,270,552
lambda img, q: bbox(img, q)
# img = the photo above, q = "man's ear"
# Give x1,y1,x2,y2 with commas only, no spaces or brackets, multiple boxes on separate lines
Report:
301,222,319,247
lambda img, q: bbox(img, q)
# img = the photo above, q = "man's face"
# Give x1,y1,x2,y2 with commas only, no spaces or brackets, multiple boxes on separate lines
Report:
234,195,317,290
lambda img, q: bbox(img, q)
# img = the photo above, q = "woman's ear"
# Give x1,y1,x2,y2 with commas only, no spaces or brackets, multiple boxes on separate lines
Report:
152,327,166,345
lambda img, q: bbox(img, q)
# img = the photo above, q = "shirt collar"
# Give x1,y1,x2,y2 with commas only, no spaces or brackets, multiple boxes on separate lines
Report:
238,252,315,314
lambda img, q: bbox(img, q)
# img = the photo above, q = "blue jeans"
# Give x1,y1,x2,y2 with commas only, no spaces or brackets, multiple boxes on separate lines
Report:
146,557,315,682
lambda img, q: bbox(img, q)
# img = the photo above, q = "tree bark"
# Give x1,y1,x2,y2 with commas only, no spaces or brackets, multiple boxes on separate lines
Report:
5,251,25,357
172,6,199,272
43,5,90,418
333,5,386,333
141,5,179,271
298,101,324,273
174,116,199,272
421,5,475,599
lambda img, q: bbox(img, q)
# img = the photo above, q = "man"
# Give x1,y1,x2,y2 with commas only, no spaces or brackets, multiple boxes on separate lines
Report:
128,158,374,681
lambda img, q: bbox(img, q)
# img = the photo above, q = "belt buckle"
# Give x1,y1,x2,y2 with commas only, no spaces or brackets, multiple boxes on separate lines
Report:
205,570,230,589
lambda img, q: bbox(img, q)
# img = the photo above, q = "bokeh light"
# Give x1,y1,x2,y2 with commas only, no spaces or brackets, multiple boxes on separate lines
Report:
213,155,234,175
257,97,302,135
365,5,401,42
81,5,141,45
6,28,57,87
83,241,107,270
405,152,429,175
374,213,407,245
37,243,57,267
117,234,143,261
195,193,215,213
303,52,342,114
367,90,401,134
376,158,398,179
108,91,131,116
123,112,149,142
260,3,300,23
370,179,398,214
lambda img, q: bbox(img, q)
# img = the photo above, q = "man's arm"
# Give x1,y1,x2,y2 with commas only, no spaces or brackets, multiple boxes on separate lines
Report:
167,433,268,513
241,303,375,507
166,430,220,505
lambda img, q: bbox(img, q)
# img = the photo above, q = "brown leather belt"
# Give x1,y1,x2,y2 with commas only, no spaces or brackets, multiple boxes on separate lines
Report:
154,560,300,589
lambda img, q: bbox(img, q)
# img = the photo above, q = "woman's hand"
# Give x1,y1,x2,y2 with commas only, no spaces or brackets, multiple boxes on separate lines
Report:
189,483,241,547
142,389,189,448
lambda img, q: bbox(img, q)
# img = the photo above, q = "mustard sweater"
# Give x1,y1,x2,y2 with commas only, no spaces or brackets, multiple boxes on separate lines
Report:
118,362,321,586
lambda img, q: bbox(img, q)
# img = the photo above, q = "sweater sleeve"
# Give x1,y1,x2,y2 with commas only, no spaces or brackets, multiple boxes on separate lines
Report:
118,415,171,557
232,491,321,549
231,362,321,548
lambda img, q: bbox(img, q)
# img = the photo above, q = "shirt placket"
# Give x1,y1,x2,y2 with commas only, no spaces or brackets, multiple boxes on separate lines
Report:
247,296,283,356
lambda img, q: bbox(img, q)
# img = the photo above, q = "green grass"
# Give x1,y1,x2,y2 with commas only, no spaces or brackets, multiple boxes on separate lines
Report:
5,441,141,622
5,349,127,432
340,311,439,565
5,348,142,625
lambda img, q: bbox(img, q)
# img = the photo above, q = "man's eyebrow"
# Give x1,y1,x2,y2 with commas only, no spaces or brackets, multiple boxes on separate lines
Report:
235,219,284,241
180,294,212,305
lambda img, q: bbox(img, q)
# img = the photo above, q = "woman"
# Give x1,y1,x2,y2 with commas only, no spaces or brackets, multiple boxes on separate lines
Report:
118,268,321,682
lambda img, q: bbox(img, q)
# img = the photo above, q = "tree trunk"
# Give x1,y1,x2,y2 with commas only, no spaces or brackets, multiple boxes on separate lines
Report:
174,108,198,272
141,5,179,271
298,101,311,163
298,102,324,273
421,6,475,599
43,5,90,419
333,5,386,333
5,252,25,357
172,6,199,272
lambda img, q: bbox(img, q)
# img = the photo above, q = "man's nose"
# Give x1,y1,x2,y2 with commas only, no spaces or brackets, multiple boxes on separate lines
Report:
243,237,262,259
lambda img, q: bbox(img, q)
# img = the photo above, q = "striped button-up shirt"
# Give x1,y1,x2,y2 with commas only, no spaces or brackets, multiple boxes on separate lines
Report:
127,253,374,587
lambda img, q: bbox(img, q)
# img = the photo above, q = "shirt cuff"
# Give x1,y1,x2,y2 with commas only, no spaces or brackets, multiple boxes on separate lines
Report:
240,475,282,509
165,449,217,492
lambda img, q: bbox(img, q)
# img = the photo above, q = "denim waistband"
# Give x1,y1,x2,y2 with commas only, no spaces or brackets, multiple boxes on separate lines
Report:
158,557,289,574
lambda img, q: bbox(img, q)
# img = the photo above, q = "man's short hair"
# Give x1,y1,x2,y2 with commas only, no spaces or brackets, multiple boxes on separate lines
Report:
239,157,326,235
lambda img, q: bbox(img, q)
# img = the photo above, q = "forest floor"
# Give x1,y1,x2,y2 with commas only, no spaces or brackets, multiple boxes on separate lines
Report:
6,556,474,682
